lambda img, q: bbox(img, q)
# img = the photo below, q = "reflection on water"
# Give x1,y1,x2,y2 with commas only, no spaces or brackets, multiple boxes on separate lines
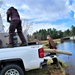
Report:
57,41,75,75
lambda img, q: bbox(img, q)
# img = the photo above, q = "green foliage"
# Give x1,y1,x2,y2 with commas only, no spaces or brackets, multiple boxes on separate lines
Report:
63,29,71,37
71,25,75,36
33,29,47,40
32,25,75,40
33,28,63,40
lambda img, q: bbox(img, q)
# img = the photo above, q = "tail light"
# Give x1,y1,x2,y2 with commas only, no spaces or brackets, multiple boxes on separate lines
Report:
39,48,44,58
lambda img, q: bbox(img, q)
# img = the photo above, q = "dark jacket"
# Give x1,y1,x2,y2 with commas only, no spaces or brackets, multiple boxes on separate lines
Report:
7,7,20,22
48,38,57,49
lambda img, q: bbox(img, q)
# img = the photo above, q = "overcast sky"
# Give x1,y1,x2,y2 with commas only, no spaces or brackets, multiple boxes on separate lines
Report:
0,0,75,34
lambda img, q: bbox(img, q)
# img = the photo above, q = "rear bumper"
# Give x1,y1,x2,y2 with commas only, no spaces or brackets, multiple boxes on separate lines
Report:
41,55,58,68
41,56,53,68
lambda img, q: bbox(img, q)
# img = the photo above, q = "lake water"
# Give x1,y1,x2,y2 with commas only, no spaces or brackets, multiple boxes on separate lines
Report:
57,41,75,75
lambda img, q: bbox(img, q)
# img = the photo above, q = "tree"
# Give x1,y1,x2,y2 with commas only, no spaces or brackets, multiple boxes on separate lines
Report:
71,25,75,36
57,30,63,38
22,19,33,35
63,29,71,37
71,25,75,40
51,28,58,39
32,25,75,41
47,28,52,36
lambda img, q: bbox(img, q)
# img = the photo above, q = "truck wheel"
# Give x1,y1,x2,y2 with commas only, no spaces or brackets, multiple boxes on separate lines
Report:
1,64,24,75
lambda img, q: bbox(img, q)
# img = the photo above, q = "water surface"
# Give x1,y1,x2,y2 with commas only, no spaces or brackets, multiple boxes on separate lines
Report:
57,41,75,75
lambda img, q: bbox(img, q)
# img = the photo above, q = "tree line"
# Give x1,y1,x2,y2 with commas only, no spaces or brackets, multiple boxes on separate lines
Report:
32,25,75,40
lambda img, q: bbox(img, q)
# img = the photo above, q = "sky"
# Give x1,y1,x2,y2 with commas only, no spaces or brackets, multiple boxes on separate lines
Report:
0,0,75,34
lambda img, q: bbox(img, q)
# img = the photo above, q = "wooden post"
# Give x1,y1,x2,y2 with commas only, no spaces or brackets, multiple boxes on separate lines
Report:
44,49,72,56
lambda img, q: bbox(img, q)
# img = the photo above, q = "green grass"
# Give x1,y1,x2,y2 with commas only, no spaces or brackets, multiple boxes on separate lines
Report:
26,60,67,75
43,44,49,49
40,39,61,44
58,60,68,68
26,68,50,75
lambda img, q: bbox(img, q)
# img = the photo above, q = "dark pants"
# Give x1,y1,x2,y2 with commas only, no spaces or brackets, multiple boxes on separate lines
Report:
9,20,26,46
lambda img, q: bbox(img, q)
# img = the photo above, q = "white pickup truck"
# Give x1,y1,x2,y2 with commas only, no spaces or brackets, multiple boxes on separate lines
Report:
0,43,52,75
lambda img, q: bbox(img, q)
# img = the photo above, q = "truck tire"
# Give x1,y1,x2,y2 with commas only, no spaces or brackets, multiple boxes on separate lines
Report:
0,64,24,75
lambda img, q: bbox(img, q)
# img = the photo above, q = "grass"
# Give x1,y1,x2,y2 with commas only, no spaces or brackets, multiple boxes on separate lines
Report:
26,61,67,75
26,68,50,75
58,60,69,68
26,57,67,75
40,39,61,44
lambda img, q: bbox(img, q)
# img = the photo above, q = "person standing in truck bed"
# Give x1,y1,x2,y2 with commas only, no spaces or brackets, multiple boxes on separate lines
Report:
7,7,27,47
